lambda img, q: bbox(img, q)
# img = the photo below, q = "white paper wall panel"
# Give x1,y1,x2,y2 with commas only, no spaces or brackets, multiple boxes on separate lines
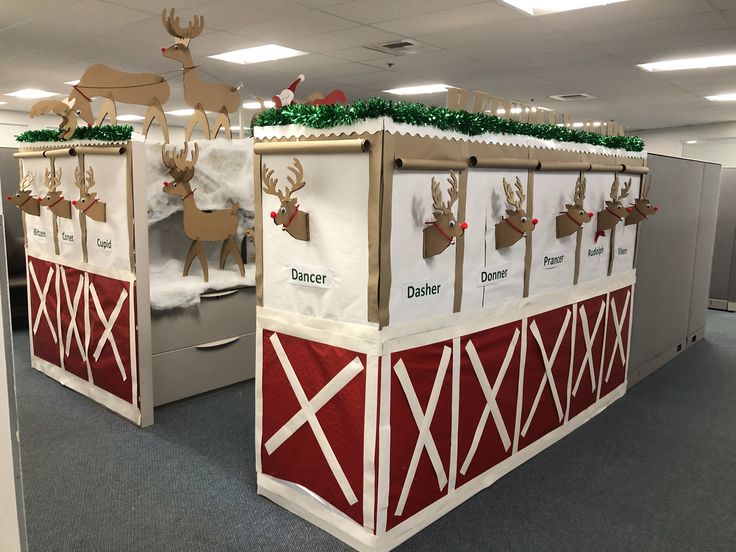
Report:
20,157,56,259
610,175,641,275
389,170,457,324
53,155,84,263
82,154,130,273
461,169,527,310
528,171,578,295
261,153,370,325
578,172,614,284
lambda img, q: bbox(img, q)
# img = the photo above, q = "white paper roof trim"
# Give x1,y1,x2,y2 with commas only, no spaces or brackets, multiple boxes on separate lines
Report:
254,117,647,159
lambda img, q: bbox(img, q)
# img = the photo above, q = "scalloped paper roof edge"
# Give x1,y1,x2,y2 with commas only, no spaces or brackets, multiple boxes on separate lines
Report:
16,124,134,143
252,98,645,152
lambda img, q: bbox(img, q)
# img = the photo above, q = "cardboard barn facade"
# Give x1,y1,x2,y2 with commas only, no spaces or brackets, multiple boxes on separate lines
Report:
13,138,255,426
254,120,647,550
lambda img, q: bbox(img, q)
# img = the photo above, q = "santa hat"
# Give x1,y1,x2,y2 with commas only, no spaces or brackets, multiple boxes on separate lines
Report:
287,74,305,94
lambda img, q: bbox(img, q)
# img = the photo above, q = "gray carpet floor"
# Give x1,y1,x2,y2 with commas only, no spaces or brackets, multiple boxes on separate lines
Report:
12,310,736,551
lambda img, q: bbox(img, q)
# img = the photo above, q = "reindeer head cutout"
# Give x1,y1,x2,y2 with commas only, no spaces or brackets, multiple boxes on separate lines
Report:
556,175,594,238
495,176,537,249
262,158,310,241
38,167,72,219
423,172,468,258
162,142,199,199
72,166,106,222
161,8,203,61
596,175,632,233
625,176,659,226
6,171,40,216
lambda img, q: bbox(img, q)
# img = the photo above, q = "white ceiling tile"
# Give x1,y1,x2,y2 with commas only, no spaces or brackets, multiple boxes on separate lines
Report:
228,12,358,43
322,0,484,24
28,0,153,32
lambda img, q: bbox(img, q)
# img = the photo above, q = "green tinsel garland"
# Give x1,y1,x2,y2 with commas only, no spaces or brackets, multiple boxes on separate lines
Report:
16,125,134,144
252,98,645,152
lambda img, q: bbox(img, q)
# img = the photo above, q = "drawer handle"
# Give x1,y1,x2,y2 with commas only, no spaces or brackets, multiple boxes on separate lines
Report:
195,336,240,350
200,288,240,299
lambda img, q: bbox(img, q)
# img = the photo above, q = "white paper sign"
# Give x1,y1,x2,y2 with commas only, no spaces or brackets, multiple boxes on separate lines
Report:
540,248,568,271
287,264,335,289
477,263,512,287
400,279,448,305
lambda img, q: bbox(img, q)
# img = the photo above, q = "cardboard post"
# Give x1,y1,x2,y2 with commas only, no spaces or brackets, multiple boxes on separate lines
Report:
495,176,536,249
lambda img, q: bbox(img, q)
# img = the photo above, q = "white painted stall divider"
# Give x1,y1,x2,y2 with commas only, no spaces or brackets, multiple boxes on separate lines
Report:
528,171,580,295
578,172,615,283
462,169,527,310
261,153,372,325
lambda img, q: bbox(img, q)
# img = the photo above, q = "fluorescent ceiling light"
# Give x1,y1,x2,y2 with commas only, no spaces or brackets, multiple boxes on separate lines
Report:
639,54,736,72
706,93,736,101
116,114,145,121
5,88,59,99
572,122,584,128
209,44,306,65
243,100,275,109
0,101,6,105
383,83,449,95
64,79,80,86
165,109,195,116
685,140,697,144
500,0,629,16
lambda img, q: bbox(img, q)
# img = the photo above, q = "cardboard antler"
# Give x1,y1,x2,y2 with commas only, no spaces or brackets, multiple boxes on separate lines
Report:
74,166,85,193
445,172,459,210
574,175,586,206
610,175,620,202
44,167,62,192
285,158,306,199
620,178,632,201
262,165,286,201
19,171,35,191
161,8,204,42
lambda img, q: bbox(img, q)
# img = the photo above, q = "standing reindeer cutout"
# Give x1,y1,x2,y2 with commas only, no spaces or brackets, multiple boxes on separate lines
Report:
625,176,659,225
67,65,170,142
423,172,468,258
39,168,72,219
495,176,537,250
556,175,593,238
262,158,310,241
596,175,632,238
162,143,244,282
73,167,106,222
162,8,241,140
6,171,40,216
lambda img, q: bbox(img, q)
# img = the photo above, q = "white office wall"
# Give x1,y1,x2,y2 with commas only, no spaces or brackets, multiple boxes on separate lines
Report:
637,121,736,164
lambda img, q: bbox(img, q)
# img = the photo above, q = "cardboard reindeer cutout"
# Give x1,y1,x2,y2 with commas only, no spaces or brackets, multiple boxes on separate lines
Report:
161,8,241,140
261,158,310,241
68,64,170,141
29,98,78,140
495,176,537,249
423,172,468,258
625,176,658,225
162,143,244,282
596,175,632,236
73,167,106,223
6,171,40,216
39,168,71,220
556,175,593,238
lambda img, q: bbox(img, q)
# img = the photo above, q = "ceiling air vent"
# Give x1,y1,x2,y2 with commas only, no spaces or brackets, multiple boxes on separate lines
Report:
548,93,597,101
364,39,437,56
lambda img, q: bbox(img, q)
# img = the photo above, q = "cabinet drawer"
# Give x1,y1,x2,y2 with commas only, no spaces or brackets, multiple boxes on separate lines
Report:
152,332,255,406
150,286,256,354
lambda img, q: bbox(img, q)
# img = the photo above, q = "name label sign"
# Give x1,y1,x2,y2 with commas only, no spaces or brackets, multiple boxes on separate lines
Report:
31,227,47,242
542,249,567,270
616,246,629,257
587,246,605,258
402,280,445,302
288,264,334,289
478,263,511,287
96,237,113,253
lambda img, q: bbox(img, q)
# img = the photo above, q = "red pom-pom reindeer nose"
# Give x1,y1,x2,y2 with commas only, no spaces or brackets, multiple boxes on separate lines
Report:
626,207,632,213
163,181,169,187
654,206,660,212
270,211,277,219
460,221,468,230
37,197,42,202
532,218,539,225
587,212,594,218
5,195,11,201
71,200,77,206
87,123,92,127
161,47,167,53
